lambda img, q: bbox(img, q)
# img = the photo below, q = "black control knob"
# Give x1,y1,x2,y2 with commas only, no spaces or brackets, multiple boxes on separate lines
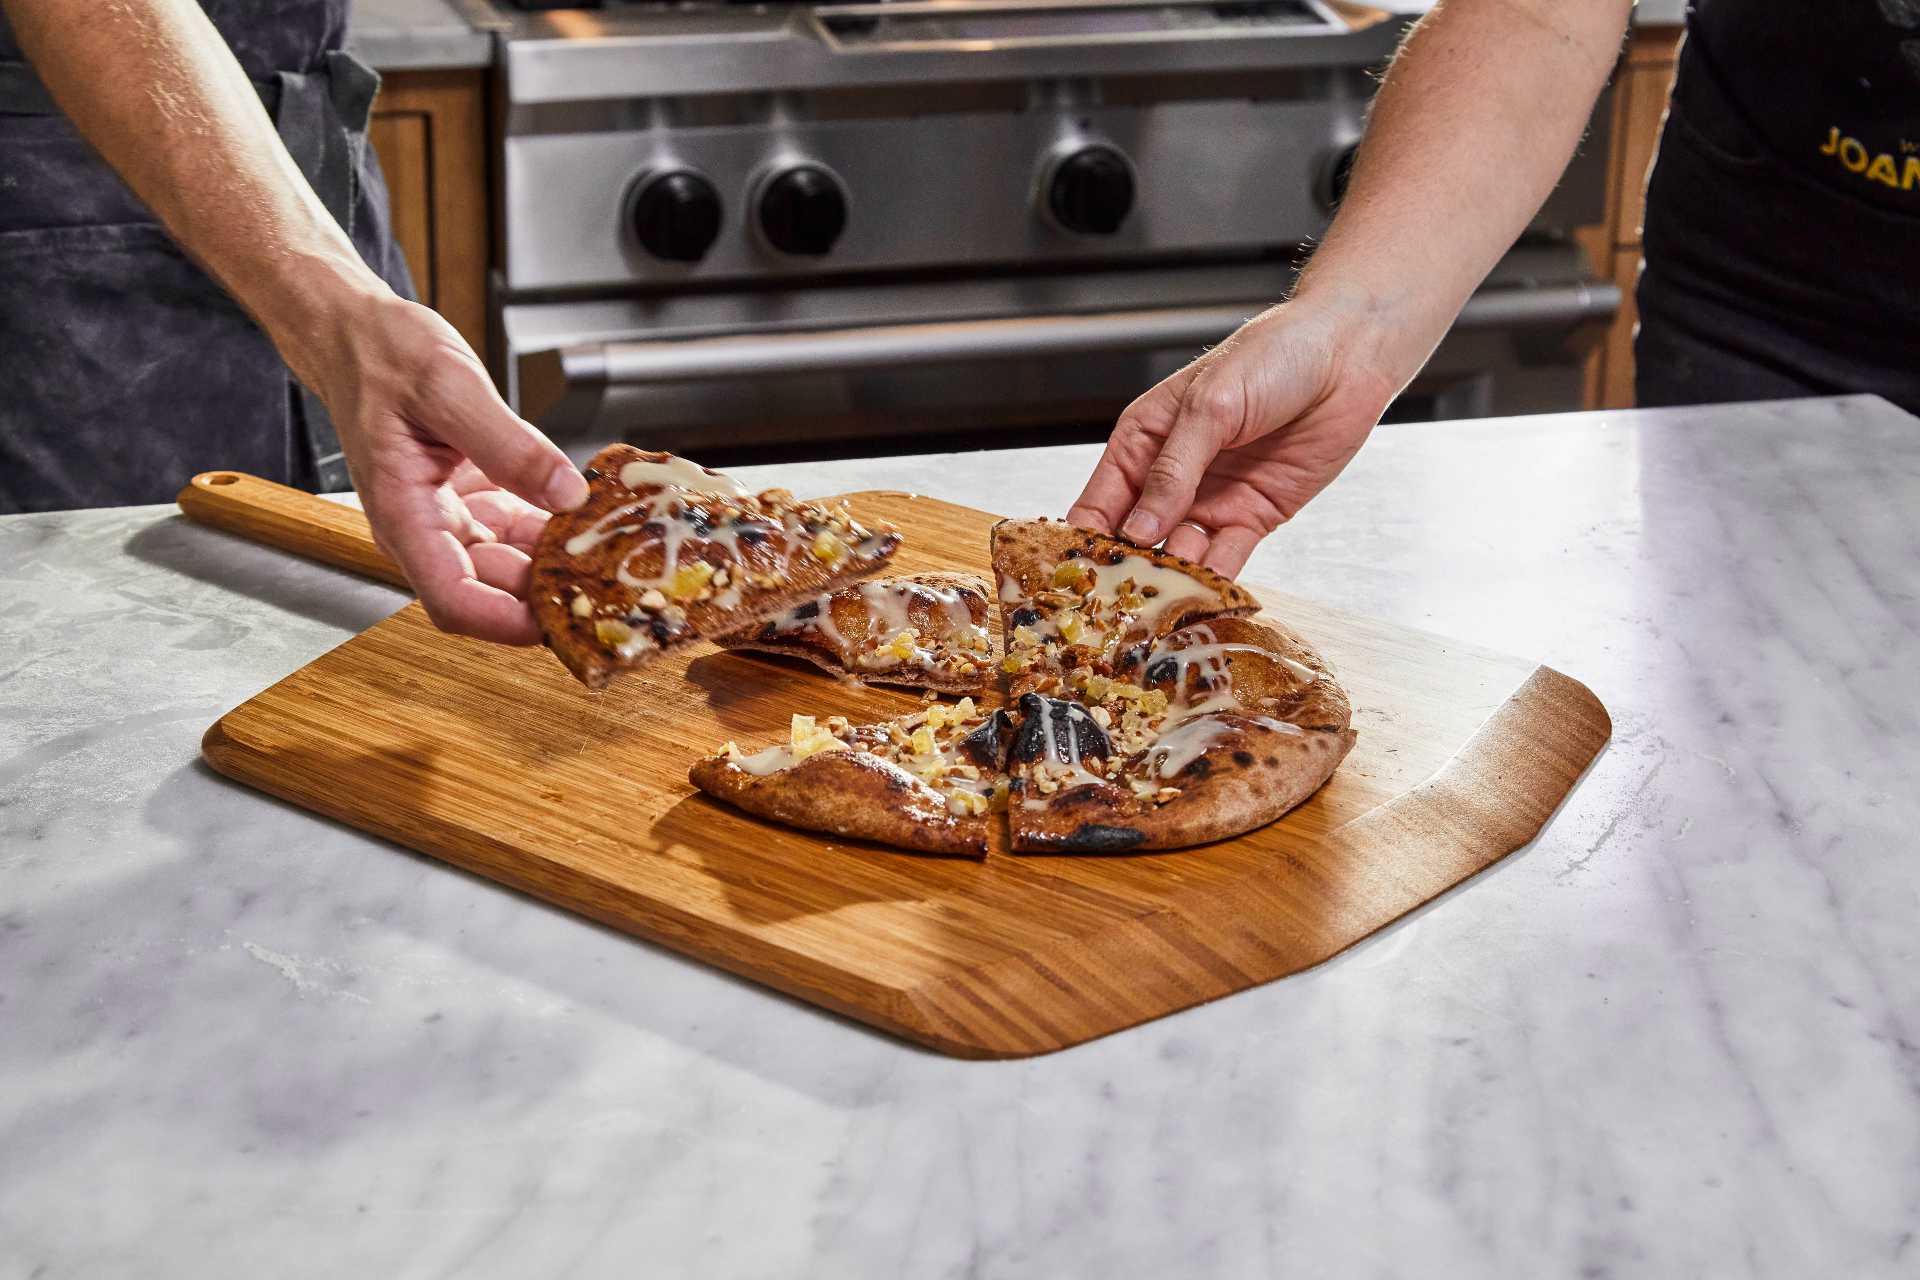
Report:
630,170,722,263
1048,145,1134,236
758,165,848,257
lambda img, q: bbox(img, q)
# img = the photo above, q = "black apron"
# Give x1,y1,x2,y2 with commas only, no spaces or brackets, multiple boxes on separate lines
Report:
0,1,414,514
1636,2,1920,414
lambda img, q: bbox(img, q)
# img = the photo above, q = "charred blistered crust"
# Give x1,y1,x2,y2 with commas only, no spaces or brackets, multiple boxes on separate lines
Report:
957,709,1014,769
1032,824,1150,854
1010,693,1111,764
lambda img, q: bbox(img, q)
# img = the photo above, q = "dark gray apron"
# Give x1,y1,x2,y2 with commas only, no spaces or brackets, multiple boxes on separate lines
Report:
0,3,415,513
1636,5,1920,415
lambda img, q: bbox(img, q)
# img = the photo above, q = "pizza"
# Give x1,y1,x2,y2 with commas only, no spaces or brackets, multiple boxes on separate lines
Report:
1004,617,1355,852
532,445,900,688
990,518,1258,695
717,571,995,693
689,699,1012,857
688,518,1356,858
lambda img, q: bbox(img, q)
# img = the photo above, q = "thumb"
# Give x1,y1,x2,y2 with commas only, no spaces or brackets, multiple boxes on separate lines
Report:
1118,366,1245,546
420,351,587,513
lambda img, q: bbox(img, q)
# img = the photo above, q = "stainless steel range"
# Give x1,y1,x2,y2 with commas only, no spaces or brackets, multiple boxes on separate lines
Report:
490,0,1618,459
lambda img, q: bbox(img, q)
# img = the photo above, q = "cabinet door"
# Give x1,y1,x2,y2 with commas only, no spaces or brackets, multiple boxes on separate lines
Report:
1585,27,1681,410
367,70,490,358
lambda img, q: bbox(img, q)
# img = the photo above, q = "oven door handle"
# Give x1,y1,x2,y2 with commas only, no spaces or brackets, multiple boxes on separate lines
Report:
518,282,1619,423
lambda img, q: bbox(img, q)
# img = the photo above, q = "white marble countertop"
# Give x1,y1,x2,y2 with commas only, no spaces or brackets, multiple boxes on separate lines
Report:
4,395,1918,1277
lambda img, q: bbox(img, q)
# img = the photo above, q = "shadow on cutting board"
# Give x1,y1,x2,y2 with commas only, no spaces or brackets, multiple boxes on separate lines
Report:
682,649,934,735
652,790,982,929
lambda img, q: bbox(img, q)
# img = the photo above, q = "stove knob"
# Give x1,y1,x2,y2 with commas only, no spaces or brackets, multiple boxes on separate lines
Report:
1048,145,1134,236
758,165,848,257
630,170,723,263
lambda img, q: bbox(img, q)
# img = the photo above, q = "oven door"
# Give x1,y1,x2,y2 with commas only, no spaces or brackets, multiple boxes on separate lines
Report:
501,246,1617,462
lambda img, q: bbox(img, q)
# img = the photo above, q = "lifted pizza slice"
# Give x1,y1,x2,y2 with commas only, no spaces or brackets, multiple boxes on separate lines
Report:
532,445,900,688
718,571,995,694
989,518,1257,695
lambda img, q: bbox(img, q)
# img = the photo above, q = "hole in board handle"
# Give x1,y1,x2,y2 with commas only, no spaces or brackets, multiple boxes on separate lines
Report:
204,473,240,486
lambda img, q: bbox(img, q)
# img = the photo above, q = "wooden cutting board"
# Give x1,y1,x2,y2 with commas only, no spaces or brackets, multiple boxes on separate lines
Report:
189,473,1610,1058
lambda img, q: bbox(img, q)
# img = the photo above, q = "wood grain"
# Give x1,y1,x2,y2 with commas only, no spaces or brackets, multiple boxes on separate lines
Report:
200,491,1611,1058
176,471,406,589
1588,24,1683,409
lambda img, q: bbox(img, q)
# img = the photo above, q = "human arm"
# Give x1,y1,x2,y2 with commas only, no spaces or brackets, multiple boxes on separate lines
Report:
1068,0,1635,574
2,0,585,642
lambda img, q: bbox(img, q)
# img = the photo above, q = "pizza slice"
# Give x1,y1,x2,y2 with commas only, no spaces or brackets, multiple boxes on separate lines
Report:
689,699,1014,857
1007,616,1355,853
532,445,901,688
717,572,995,693
990,518,1258,695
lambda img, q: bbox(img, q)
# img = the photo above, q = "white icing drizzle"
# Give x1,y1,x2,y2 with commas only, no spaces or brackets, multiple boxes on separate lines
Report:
765,578,985,668
1020,699,1111,809
735,744,796,775
561,486,803,596
1144,712,1304,780
729,710,999,806
1275,654,1319,684
1144,716,1235,780
1087,554,1222,635
618,455,750,499
1126,623,1313,781
767,592,848,651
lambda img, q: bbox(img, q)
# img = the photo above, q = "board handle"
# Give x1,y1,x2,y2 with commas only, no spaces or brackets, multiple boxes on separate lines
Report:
176,471,411,590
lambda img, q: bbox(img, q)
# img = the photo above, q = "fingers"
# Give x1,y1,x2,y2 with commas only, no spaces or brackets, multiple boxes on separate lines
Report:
468,541,533,601
1161,521,1211,563
462,485,551,552
401,526,545,645
1068,364,1199,534
417,352,587,515
1200,525,1263,578
368,478,545,646
1067,440,1141,535
1118,367,1245,546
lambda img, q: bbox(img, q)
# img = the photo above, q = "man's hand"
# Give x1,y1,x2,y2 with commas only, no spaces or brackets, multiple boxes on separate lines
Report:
2,0,591,645
304,286,587,644
1068,0,1633,576
1068,299,1397,577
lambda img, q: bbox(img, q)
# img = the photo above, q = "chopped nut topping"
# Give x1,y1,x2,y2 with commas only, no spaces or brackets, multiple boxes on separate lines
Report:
668,561,715,600
570,591,593,619
638,588,669,611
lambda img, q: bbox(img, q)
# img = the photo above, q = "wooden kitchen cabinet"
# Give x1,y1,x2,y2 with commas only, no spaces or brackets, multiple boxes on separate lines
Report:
1582,25,1683,410
367,69,491,358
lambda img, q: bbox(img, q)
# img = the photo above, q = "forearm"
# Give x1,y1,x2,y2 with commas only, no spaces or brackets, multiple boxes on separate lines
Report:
1297,0,1632,380
2,0,388,386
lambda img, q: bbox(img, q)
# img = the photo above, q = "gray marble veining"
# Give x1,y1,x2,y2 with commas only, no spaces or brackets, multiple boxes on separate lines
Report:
3,395,1918,1277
